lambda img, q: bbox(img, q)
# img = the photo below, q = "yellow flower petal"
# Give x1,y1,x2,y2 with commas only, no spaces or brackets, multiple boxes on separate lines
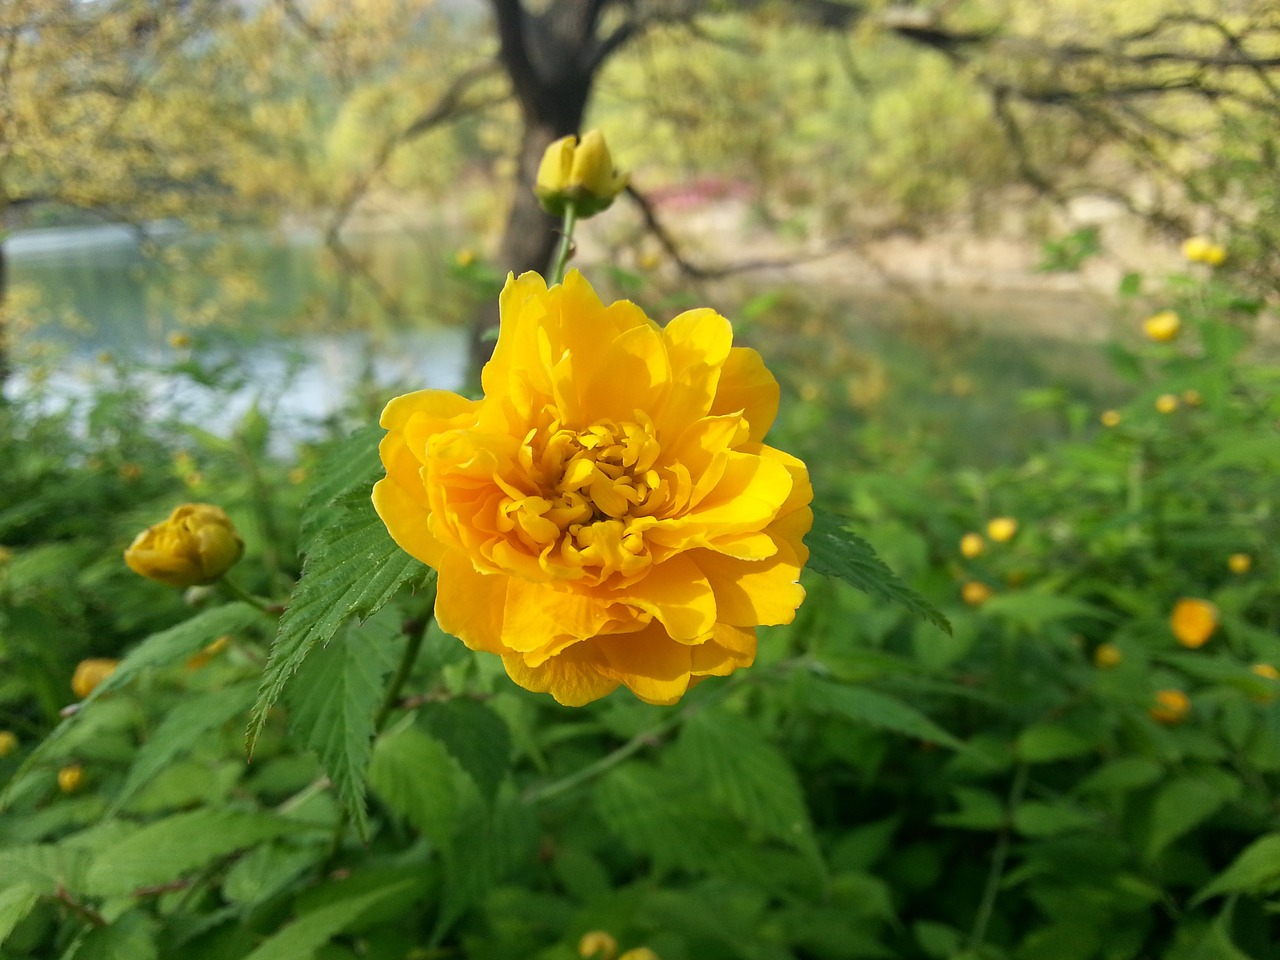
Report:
711,347,780,443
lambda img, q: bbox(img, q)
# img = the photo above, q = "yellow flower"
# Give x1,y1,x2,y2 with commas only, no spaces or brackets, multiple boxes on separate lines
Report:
535,130,629,218
1155,394,1179,415
1251,663,1279,681
1100,410,1121,428
961,581,993,606
455,248,476,268
579,932,619,960
186,635,232,671
124,503,244,588
1093,643,1122,669
1150,689,1189,725
374,271,811,706
986,517,1018,543
1170,598,1218,649
58,764,85,793
71,658,119,699
1142,311,1181,343
1228,553,1252,574
1181,236,1226,266
0,731,17,757
168,331,192,349
1181,389,1202,407
618,951,661,960
959,532,985,559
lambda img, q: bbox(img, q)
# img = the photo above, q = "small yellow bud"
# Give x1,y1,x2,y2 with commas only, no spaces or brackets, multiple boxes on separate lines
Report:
0,731,18,757
1155,394,1179,414
0,545,12,566
119,463,143,482
124,503,245,588
578,931,619,960
1181,389,1202,407
1100,409,1122,428
58,764,85,793
1170,598,1218,649
1181,236,1226,266
168,331,192,349
959,532,985,559
455,248,476,268
618,950,661,960
986,517,1018,543
535,130,628,218
1094,643,1122,669
638,250,662,271
186,635,232,671
288,467,309,485
962,581,993,607
1150,689,1190,725
1250,664,1279,681
71,658,119,699
1228,553,1252,574
1142,310,1181,343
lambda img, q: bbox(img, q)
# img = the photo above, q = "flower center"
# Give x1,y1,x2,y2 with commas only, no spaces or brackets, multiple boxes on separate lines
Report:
498,415,668,577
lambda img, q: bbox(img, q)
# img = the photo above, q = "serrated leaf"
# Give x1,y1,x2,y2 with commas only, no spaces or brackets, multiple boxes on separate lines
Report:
285,614,401,840
805,508,951,634
248,490,430,752
1194,833,1280,903
798,675,961,749
108,684,255,816
298,424,385,548
223,844,323,907
0,883,40,947
673,709,817,858
64,910,158,960
0,844,93,896
420,700,512,801
366,726,457,844
0,603,261,811
241,879,417,960
1016,724,1096,763
84,810,315,897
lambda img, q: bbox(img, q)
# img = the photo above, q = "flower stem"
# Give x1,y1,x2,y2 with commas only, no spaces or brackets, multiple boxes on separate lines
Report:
970,762,1028,948
549,203,579,285
375,595,436,733
218,576,277,617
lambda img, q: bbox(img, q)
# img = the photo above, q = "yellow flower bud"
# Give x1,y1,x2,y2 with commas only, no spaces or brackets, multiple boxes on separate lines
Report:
1150,689,1189,725
1181,389,1202,407
1251,663,1279,681
186,635,232,671
535,130,628,218
124,503,244,588
1142,310,1181,343
1228,553,1251,574
1170,598,1218,649
71,658,119,699
0,730,18,757
1155,394,1179,415
986,517,1018,543
1181,236,1226,266
168,331,192,349
58,764,85,793
618,950,661,960
962,581,993,607
455,248,476,268
959,532,985,559
1093,643,1122,669
1100,409,1121,428
578,931,619,960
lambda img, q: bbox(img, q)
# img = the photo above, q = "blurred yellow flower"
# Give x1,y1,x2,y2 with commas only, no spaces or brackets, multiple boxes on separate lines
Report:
455,248,476,268
71,658,119,699
535,130,629,218
0,545,11,566
638,250,662,272
1181,236,1226,266
1228,553,1252,574
959,532,985,559
1100,410,1121,428
186,635,232,671
374,271,811,706
119,463,143,482
1181,389,1202,406
1155,394,1179,414
618,950,661,960
579,932,618,960
1093,643,1122,669
1250,663,1279,681
1150,689,1190,725
1170,598,1218,648
289,467,309,485
124,503,244,588
168,331,192,349
1142,310,1180,343
0,731,17,757
58,764,85,793
962,581,993,606
986,517,1018,543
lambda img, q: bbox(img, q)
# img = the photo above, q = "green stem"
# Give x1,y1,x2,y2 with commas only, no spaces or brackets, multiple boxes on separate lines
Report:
970,762,1029,948
549,203,579,285
374,606,434,733
218,576,276,617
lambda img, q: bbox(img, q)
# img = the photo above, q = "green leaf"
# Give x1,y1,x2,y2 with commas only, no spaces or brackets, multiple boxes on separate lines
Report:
798,674,961,749
0,845,92,896
1074,758,1164,795
241,879,417,960
981,591,1113,631
64,911,158,960
0,604,261,811
108,684,255,816
248,489,430,753
285,613,401,840
673,709,817,858
0,883,40,948
420,699,512,801
366,726,457,844
1146,773,1241,861
805,508,951,635
935,787,1005,831
298,424,386,549
1013,801,1097,837
1015,724,1096,763
1194,833,1280,903
84,810,315,897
